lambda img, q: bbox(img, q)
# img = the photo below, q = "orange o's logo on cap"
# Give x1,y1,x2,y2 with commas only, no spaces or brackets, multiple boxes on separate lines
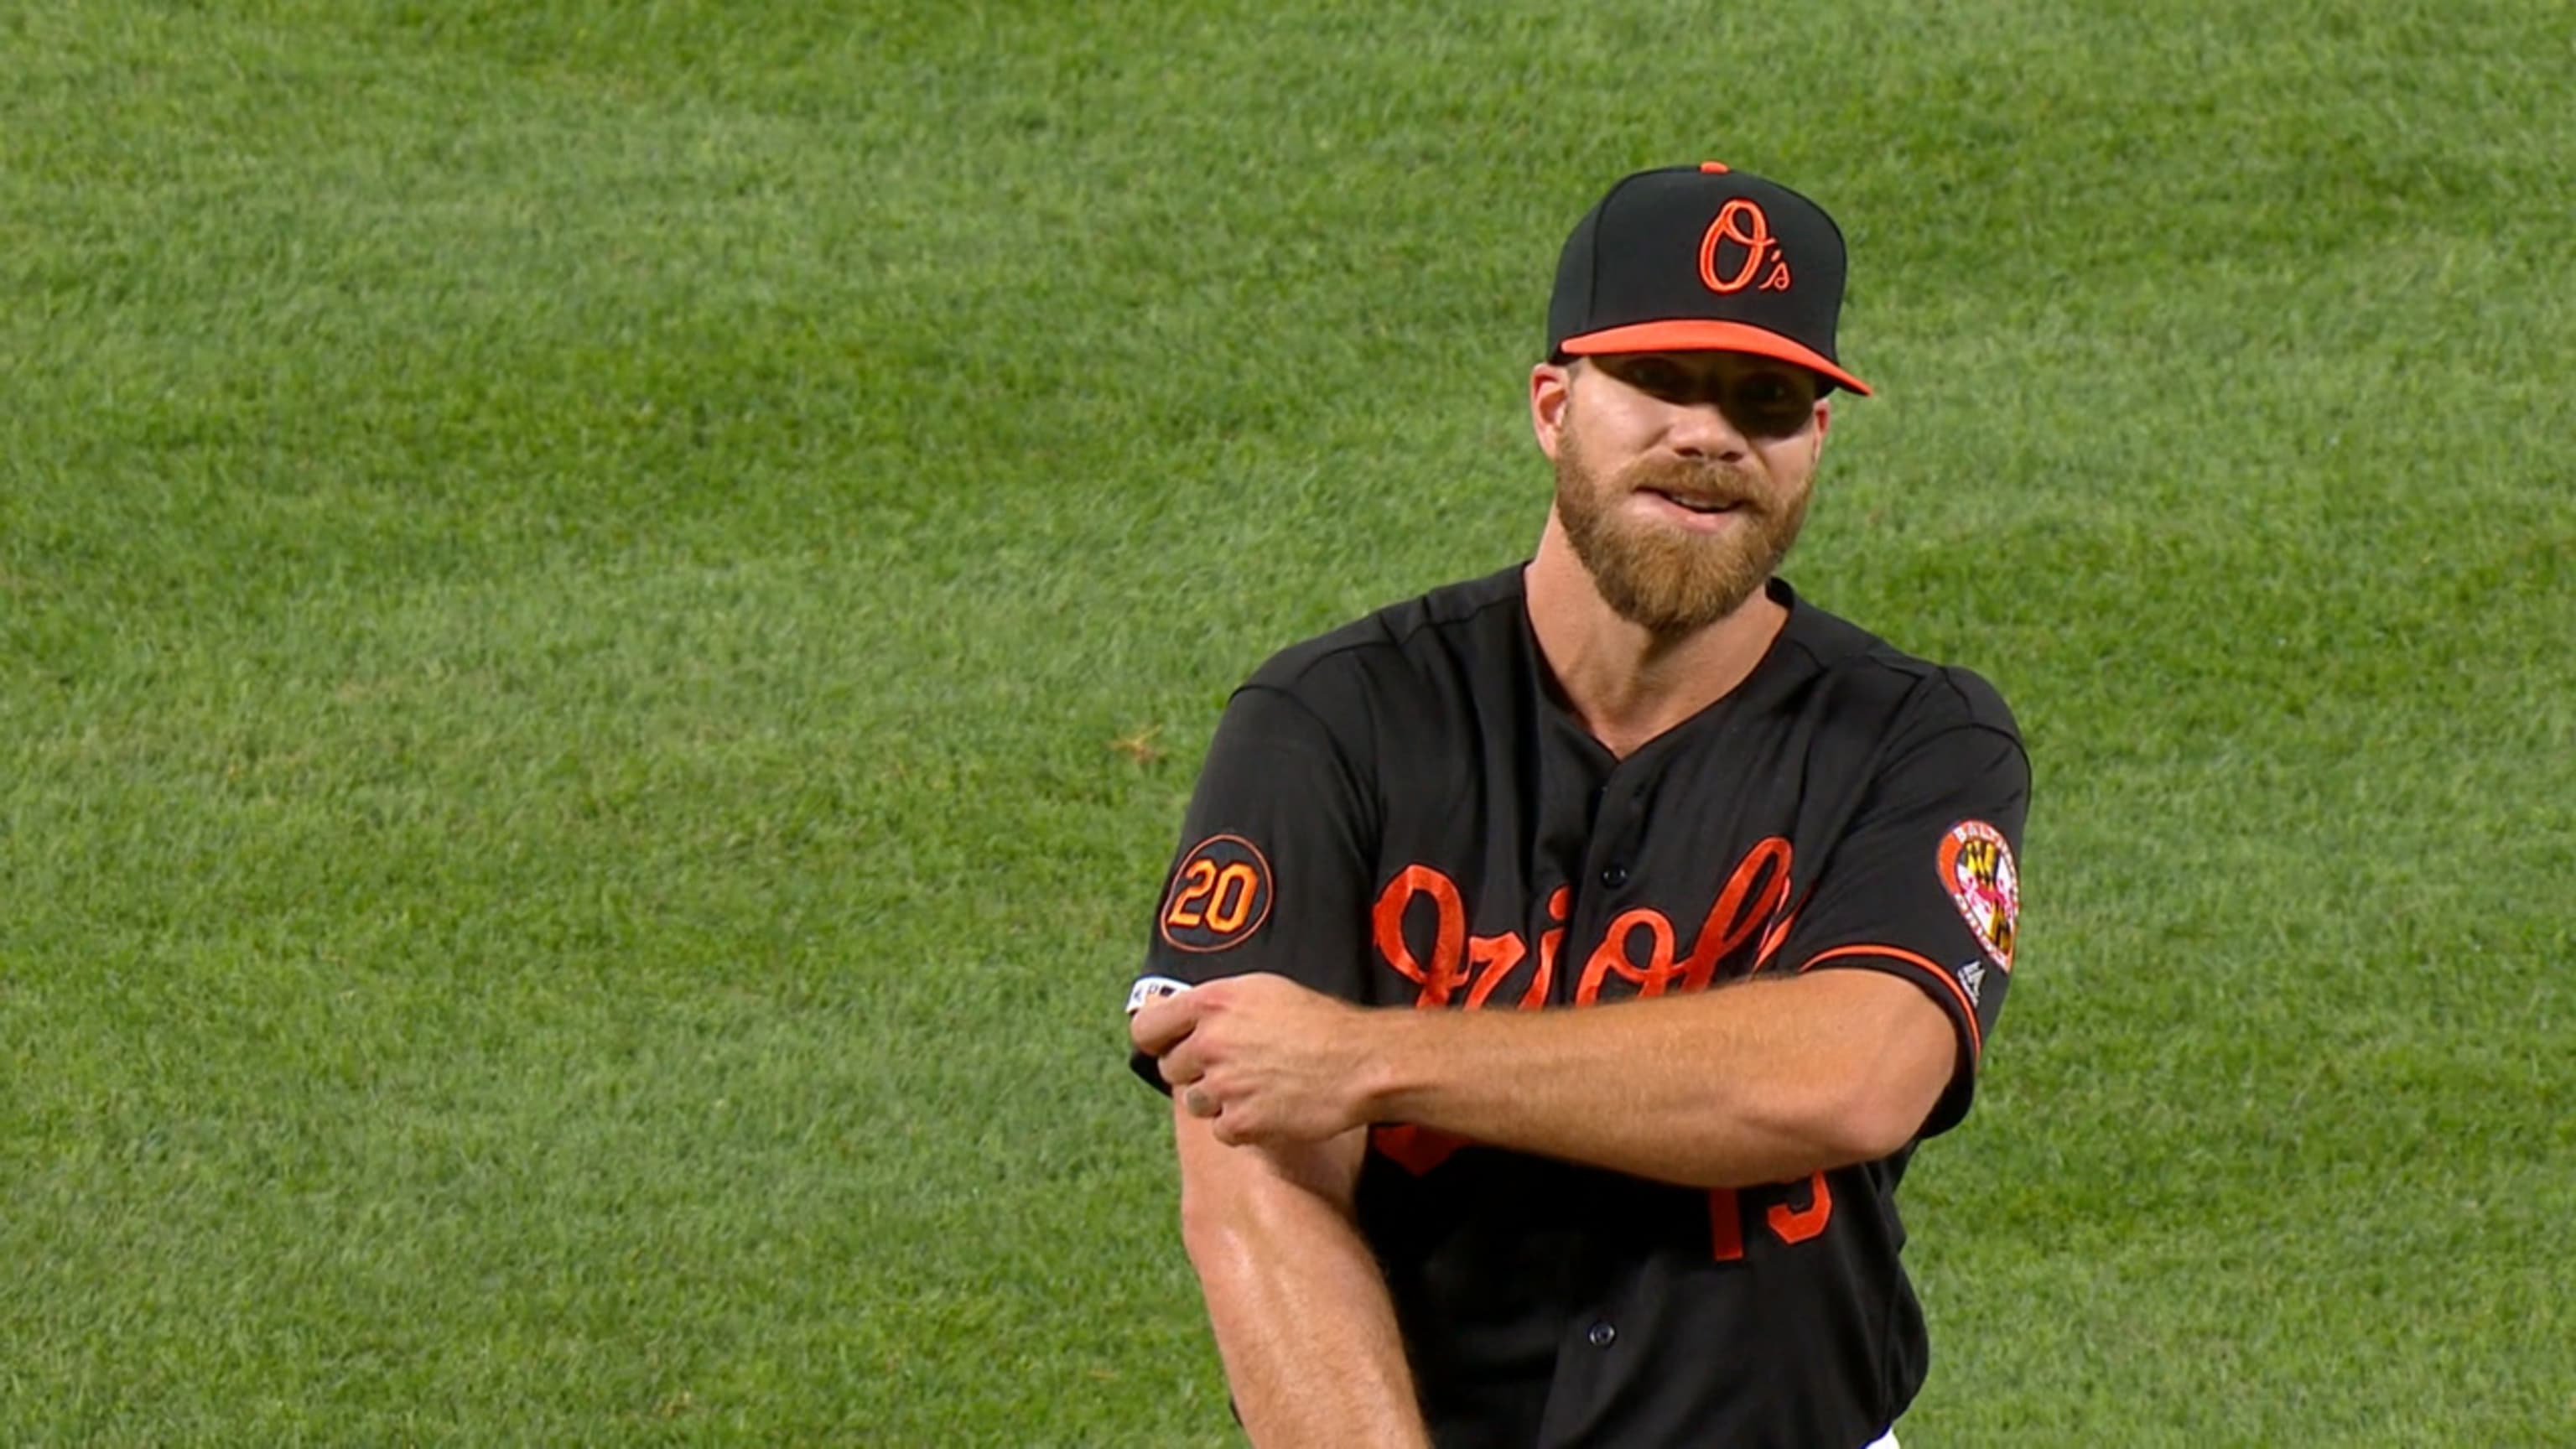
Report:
1699,199,1793,295
1159,834,1275,953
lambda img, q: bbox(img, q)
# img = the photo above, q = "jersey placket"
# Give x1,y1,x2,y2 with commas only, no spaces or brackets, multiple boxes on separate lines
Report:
1566,771,1645,1003
1551,743,1644,1428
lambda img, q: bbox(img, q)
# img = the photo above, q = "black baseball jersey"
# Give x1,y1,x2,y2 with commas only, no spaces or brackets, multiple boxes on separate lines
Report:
1127,566,2028,1449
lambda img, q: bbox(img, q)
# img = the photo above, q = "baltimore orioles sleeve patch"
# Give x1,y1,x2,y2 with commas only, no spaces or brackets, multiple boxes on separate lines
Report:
1937,819,2019,973
1156,834,1275,953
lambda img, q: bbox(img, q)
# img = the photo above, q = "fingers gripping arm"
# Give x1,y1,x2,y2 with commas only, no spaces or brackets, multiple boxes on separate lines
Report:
1173,1102,1429,1449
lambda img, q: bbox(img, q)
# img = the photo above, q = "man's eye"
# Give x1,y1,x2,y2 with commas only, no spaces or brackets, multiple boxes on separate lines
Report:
1738,375,1815,419
1627,361,1686,394
1727,387,1812,435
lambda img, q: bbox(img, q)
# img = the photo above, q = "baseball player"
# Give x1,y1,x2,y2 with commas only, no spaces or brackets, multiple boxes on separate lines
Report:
1124,162,2027,1449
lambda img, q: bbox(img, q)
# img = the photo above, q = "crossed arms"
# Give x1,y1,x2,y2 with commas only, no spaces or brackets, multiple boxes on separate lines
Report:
1133,968,1955,1446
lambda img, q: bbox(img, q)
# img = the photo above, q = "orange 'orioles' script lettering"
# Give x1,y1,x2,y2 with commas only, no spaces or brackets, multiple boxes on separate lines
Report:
1373,864,1469,1005
1707,1172,1834,1262
1575,836,1793,1003
1366,841,1831,1251
1374,841,1793,1015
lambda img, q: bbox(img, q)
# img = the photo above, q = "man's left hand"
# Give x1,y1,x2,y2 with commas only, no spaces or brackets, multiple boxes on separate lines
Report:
1130,974,1379,1147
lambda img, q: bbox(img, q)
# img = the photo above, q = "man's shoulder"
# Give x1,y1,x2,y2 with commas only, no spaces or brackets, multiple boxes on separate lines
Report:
1778,585,2022,742
1241,564,1526,704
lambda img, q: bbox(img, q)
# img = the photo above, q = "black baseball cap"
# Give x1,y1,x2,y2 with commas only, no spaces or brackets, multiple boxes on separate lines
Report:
1546,162,1871,396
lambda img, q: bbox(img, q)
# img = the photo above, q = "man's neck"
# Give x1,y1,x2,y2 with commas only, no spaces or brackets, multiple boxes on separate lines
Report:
1523,513,1789,760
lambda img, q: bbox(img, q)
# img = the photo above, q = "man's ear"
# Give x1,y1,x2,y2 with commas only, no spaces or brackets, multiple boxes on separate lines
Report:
1530,361,1575,460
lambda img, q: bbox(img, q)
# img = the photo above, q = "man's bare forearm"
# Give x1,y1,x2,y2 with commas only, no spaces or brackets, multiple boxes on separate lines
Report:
1358,970,1955,1188
1175,1109,1428,1449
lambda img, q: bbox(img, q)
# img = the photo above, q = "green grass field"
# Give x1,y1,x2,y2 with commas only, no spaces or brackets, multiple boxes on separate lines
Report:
3,1,2569,1443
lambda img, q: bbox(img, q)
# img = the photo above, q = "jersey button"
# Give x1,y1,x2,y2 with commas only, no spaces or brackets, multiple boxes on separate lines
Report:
1586,1321,1617,1348
1599,865,1628,889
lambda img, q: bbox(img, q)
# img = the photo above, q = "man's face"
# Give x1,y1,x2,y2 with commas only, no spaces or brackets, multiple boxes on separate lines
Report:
1544,351,1830,634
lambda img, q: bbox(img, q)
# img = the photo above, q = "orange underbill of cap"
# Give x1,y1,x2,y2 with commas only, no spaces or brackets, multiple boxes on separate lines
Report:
1560,319,1873,396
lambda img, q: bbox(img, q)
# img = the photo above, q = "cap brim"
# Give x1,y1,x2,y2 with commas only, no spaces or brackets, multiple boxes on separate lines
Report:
1560,320,1872,397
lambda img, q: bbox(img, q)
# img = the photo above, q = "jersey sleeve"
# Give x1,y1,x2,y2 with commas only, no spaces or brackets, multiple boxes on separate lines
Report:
1781,672,2029,1139
1124,683,1377,1091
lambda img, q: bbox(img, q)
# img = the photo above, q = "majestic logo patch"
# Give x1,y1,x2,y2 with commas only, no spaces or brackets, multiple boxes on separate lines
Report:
1698,199,1792,295
1937,820,2018,972
1158,834,1274,953
1125,975,1192,1015
1955,958,1987,1007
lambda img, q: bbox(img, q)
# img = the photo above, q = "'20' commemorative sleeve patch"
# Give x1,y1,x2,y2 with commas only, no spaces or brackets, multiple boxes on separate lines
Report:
1158,834,1275,953
1937,819,2019,972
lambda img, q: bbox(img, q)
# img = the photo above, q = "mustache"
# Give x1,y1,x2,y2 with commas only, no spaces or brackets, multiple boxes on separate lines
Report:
1618,458,1764,510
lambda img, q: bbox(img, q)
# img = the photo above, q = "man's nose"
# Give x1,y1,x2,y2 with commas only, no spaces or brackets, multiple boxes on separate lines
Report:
1665,395,1751,462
